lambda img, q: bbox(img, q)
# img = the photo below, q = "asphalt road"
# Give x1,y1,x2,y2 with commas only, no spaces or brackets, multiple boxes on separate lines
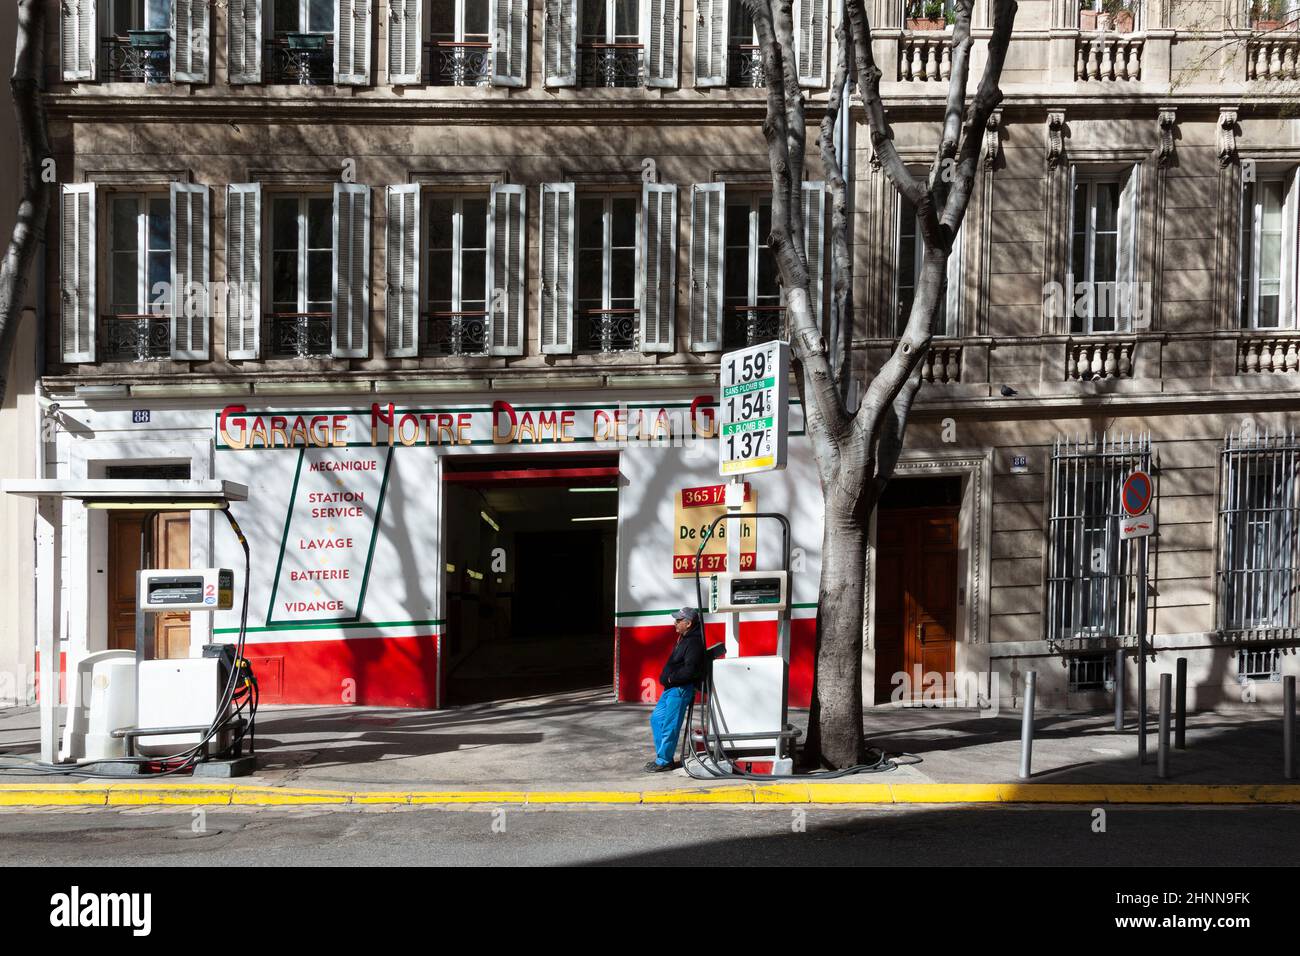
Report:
2,804,1299,866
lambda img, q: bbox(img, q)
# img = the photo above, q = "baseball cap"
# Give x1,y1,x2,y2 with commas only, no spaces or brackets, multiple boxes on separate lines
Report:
671,607,699,623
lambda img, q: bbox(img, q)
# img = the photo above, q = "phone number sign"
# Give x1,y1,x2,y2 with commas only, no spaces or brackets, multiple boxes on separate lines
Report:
719,340,789,476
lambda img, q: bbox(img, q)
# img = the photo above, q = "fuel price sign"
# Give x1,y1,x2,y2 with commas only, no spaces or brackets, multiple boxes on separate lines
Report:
719,340,789,476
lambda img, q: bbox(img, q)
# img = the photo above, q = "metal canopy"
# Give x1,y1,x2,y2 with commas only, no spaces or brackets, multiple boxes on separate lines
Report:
1,479,248,506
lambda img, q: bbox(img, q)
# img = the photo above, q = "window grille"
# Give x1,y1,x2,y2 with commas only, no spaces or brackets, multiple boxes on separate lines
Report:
1068,655,1114,692
1217,430,1300,638
1237,647,1282,684
1047,433,1152,643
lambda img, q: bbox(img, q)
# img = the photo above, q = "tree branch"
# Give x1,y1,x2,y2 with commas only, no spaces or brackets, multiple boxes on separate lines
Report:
819,9,854,394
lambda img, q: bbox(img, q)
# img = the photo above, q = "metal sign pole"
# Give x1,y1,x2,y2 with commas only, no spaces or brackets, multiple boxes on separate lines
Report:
1137,533,1148,765
725,477,742,659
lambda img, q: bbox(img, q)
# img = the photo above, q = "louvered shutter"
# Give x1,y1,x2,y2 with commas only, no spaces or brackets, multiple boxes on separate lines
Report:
689,183,725,351
1066,163,1078,334
172,0,211,82
640,183,678,352
227,0,262,84
388,0,421,85
1116,164,1140,330
643,0,680,88
332,183,371,357
543,0,578,87
539,183,575,354
489,184,527,356
336,0,373,85
801,181,825,332
170,183,211,360
491,0,529,87
943,223,964,337
61,0,97,81
693,0,727,87
385,185,420,357
794,0,827,88
60,184,96,363
1283,170,1300,329
225,184,261,359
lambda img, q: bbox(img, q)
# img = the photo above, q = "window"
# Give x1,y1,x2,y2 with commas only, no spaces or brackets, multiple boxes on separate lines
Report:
1047,434,1150,643
1217,432,1300,635
425,195,490,356
1249,0,1300,29
430,0,492,86
1068,655,1114,692
102,0,172,82
109,0,170,34
104,194,171,361
903,0,954,28
579,0,642,87
1078,0,1141,31
268,194,333,358
895,197,961,337
723,192,780,349
1239,171,1298,329
1069,167,1138,333
267,0,336,84
576,194,640,352
274,0,335,33
1237,647,1282,683
727,0,764,86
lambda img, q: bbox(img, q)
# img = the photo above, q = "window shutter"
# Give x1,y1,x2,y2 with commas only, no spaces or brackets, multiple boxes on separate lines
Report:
388,0,422,85
539,182,575,354
61,0,97,81
225,184,261,360
543,0,578,87
333,183,371,358
491,0,529,87
489,184,527,356
643,0,680,88
60,184,96,363
1117,164,1140,329
689,183,725,351
385,185,420,357
693,0,727,87
228,0,262,84
640,183,678,352
1283,171,1299,330
1065,163,1078,334
802,181,826,333
170,183,211,360
794,0,827,88
944,223,964,337
172,0,211,83
336,0,373,85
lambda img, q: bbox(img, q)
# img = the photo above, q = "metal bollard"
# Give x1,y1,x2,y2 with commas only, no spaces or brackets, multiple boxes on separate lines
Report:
1175,657,1187,750
1158,673,1171,779
1019,671,1036,780
1285,676,1296,781
1114,648,1125,732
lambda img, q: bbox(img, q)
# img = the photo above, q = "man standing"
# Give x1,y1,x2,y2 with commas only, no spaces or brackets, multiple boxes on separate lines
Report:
644,607,708,773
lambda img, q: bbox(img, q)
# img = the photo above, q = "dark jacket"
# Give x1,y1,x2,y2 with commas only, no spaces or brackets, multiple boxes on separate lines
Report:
659,621,708,689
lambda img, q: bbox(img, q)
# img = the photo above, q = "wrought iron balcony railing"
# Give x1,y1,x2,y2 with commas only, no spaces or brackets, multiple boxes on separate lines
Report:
264,36,334,85
578,43,644,87
266,312,331,358
101,33,171,83
425,41,492,86
101,314,171,362
728,44,766,86
422,312,490,356
578,308,638,353
723,305,784,350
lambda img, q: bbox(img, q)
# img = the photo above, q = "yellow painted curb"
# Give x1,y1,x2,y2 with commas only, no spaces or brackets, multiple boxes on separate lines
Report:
754,783,814,803
641,787,755,804
0,788,109,806
407,791,529,804
799,783,895,804
525,791,642,805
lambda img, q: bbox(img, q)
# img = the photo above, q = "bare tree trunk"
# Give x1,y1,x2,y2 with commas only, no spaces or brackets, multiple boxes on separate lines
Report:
744,0,1017,768
0,0,52,405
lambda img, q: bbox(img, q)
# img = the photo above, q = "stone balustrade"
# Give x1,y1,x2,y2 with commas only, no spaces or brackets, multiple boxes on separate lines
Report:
1238,336,1300,374
1075,35,1144,81
1066,338,1136,381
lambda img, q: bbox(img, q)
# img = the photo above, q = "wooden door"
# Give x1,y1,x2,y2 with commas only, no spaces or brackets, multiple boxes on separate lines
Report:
106,511,191,659
873,507,959,702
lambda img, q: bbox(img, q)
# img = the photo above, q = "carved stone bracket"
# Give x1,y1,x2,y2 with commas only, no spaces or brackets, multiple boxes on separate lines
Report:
1046,111,1065,170
1217,107,1239,168
1157,109,1177,168
983,109,1002,171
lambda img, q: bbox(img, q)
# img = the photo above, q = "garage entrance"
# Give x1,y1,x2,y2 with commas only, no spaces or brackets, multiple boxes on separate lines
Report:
441,455,619,704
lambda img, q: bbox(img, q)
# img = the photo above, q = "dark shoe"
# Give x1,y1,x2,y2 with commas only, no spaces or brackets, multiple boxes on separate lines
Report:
643,760,676,773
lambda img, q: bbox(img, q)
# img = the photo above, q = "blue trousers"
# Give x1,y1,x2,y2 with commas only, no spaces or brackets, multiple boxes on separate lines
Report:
650,684,695,766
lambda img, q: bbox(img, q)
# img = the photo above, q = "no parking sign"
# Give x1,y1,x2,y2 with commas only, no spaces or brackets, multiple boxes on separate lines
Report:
1120,470,1155,539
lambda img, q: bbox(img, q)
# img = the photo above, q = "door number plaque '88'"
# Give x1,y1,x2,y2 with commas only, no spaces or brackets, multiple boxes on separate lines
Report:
719,340,790,477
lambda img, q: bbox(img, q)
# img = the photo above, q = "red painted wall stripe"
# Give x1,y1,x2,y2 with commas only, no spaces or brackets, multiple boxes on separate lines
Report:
240,633,441,709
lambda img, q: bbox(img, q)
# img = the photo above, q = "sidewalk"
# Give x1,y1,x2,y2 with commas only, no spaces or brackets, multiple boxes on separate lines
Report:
1,689,1296,806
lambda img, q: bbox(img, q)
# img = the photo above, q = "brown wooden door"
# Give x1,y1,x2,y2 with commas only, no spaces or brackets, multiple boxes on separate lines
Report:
873,507,959,702
106,511,191,659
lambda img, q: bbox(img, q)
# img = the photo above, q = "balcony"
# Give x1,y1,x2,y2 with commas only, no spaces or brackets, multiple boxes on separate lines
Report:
1247,33,1300,81
1066,337,1136,381
266,313,331,358
264,35,334,85
425,41,491,86
578,309,638,353
1237,334,1300,374
422,312,490,357
1075,34,1144,81
101,314,170,362
899,34,954,82
577,43,644,88
101,32,171,83
920,343,962,384
728,44,766,86
723,305,785,351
